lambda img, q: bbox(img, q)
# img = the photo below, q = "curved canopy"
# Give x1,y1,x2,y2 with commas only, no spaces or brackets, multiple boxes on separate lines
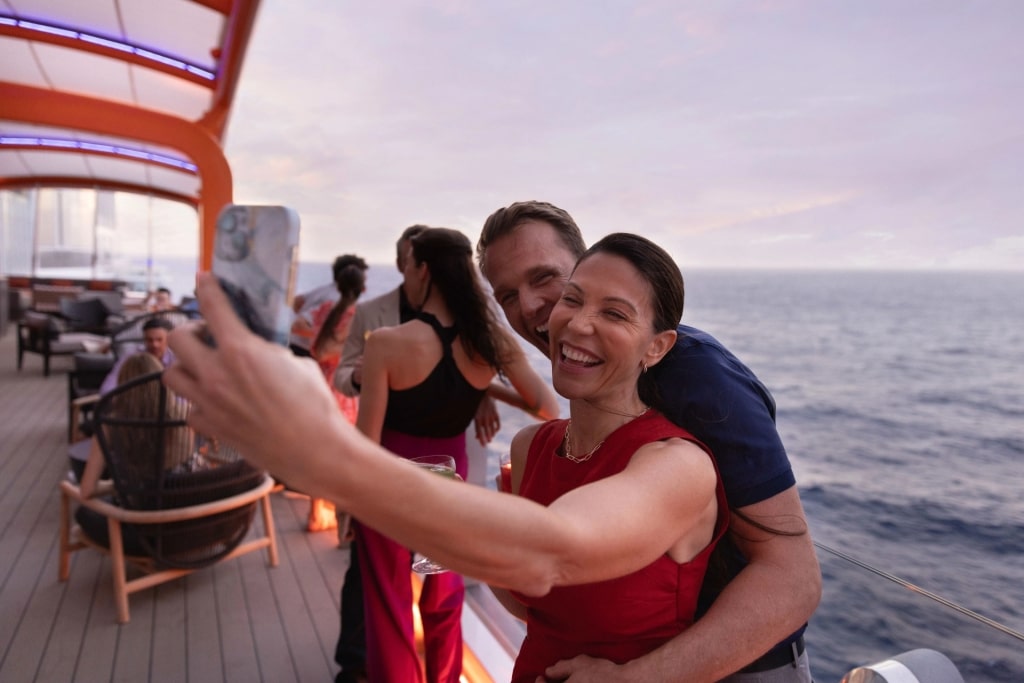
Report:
0,0,262,269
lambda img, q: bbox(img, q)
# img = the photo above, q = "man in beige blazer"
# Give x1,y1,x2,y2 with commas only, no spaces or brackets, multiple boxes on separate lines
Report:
333,225,423,397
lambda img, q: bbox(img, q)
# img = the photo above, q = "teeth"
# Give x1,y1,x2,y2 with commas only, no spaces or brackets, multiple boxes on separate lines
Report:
536,324,548,335
562,345,599,364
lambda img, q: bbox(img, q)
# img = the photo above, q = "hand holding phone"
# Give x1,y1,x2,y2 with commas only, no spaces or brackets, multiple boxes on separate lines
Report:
207,204,300,346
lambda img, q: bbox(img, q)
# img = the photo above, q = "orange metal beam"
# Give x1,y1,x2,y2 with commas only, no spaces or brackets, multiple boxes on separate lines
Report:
0,23,214,89
201,0,262,140
0,81,232,271
191,0,234,15
0,177,197,208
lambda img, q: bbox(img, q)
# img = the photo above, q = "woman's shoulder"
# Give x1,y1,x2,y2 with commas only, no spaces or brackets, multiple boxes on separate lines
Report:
511,421,548,469
513,418,565,453
366,319,436,360
513,420,546,446
367,320,416,343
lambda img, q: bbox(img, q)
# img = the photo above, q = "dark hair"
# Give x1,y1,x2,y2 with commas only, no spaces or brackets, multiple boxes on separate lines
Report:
477,201,586,274
143,317,174,332
332,253,368,284
576,233,683,410
581,235,806,546
156,287,172,296
412,228,507,369
397,224,429,259
313,255,368,357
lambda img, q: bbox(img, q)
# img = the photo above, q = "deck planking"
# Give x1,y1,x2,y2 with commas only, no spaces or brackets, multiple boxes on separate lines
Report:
0,330,353,683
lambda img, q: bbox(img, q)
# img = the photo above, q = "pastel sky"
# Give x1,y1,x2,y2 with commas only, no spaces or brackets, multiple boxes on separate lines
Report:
222,0,1024,270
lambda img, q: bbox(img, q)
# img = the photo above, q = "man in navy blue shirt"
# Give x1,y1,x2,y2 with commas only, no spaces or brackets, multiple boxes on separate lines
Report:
477,201,821,682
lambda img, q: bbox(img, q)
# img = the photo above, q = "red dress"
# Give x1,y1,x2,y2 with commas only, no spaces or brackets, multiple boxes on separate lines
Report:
311,302,358,422
510,410,729,682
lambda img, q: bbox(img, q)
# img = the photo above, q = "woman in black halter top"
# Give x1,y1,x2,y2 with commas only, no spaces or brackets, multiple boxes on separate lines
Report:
354,227,557,683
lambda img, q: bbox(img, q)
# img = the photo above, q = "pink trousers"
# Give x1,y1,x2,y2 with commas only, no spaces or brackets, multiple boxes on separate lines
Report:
357,524,464,682
357,430,468,683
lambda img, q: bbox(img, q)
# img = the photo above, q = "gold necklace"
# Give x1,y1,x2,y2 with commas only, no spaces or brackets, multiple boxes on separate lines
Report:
562,407,651,464
563,420,605,463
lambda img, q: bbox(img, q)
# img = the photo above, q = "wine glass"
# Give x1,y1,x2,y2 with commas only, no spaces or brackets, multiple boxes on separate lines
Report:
409,454,457,574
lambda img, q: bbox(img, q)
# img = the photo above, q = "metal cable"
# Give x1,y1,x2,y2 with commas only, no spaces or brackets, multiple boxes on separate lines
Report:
814,541,1024,643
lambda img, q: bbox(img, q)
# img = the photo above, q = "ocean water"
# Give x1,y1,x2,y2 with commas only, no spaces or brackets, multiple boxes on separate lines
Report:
678,271,1024,682
164,261,1024,681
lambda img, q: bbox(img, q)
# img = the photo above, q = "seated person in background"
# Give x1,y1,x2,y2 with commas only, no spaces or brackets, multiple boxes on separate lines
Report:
73,352,193,553
69,317,178,480
100,317,175,395
143,287,175,312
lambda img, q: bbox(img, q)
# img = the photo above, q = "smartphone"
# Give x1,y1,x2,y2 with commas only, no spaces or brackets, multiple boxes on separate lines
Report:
210,204,300,345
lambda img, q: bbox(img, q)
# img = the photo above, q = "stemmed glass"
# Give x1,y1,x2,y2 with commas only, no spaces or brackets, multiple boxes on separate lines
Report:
409,454,457,574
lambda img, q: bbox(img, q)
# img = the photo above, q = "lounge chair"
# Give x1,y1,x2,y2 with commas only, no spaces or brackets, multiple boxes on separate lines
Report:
16,311,109,376
58,371,279,623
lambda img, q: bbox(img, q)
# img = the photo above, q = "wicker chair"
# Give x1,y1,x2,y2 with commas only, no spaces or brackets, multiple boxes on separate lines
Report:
66,352,116,442
58,371,278,623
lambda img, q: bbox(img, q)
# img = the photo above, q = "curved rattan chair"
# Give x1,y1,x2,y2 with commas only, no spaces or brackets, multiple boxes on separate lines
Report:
58,370,278,623
66,351,115,442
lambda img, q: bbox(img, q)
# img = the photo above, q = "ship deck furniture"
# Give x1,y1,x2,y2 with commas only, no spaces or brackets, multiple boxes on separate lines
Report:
0,329,358,682
59,370,280,624
0,329,504,682
15,312,110,377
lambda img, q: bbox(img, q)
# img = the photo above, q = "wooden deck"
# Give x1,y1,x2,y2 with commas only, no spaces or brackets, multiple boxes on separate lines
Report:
0,331,353,682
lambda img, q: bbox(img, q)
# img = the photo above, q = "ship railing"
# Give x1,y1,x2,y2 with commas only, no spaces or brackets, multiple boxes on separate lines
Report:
810,541,1022,681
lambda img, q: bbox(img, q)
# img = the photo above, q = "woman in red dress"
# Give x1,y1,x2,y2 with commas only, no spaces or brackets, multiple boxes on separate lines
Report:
167,233,727,680
307,255,367,533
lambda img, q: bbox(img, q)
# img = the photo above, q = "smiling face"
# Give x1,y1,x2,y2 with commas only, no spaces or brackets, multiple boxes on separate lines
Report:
548,252,673,408
481,220,578,356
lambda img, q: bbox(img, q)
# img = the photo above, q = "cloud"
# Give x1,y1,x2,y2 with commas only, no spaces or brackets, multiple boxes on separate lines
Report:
944,236,1024,271
222,1,1024,270
752,233,813,245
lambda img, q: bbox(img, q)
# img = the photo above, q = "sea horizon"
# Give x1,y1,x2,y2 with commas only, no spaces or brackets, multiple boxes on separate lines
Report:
148,256,1023,680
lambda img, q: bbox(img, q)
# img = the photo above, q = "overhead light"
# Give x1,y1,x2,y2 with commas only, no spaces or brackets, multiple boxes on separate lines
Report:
0,136,198,172
0,13,215,80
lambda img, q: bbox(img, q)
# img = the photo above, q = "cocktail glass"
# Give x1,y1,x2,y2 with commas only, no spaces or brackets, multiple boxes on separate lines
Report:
410,454,457,574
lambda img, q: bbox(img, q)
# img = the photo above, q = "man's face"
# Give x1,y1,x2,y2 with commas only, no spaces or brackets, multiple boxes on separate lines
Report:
481,220,578,357
143,328,169,361
153,291,171,310
399,242,424,302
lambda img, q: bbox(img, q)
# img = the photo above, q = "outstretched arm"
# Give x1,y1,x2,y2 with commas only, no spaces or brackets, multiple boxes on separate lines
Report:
165,275,715,595
544,486,821,682
78,437,106,499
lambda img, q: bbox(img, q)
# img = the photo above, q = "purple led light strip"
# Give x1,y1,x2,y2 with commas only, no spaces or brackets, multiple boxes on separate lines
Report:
0,135,198,173
0,14,215,80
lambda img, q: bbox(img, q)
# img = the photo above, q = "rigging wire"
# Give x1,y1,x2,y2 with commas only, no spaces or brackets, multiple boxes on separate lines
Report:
814,541,1024,643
